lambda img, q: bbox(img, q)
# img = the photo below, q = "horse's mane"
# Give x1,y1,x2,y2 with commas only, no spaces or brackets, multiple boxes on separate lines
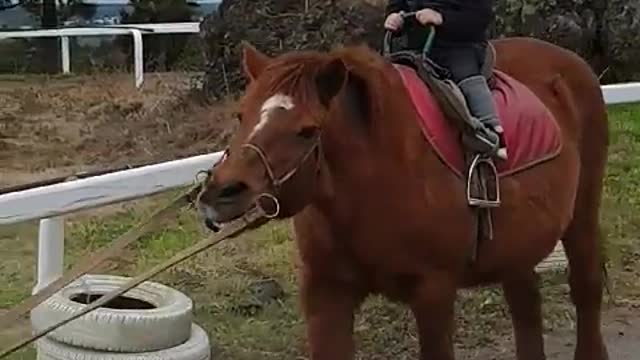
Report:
259,45,390,120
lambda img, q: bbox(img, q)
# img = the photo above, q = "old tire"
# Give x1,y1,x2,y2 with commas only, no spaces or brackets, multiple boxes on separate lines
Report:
36,323,210,360
31,274,193,352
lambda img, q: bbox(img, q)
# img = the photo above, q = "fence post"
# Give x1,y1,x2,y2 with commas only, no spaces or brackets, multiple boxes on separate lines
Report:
32,217,65,295
131,30,144,88
61,36,70,74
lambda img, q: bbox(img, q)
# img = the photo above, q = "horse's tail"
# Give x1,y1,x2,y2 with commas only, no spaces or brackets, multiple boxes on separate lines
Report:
561,58,611,285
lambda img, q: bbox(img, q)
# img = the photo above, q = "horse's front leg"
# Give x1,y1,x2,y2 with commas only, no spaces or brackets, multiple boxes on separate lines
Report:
300,272,364,360
411,272,458,360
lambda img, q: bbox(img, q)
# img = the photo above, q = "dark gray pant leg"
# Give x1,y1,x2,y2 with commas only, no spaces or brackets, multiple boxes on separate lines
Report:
429,44,506,158
430,44,500,129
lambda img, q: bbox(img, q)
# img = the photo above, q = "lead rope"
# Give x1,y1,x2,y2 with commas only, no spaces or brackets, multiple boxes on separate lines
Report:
0,187,196,329
0,133,323,358
0,199,268,359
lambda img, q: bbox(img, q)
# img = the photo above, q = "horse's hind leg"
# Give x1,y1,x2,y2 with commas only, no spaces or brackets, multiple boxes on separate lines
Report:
562,217,608,359
502,271,546,360
561,146,609,359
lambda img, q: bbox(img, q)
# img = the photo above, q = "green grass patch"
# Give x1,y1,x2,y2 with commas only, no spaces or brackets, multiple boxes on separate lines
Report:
599,103,640,299
1,104,640,358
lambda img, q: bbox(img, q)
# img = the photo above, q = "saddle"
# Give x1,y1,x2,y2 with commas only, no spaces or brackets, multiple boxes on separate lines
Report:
385,43,500,262
388,42,497,136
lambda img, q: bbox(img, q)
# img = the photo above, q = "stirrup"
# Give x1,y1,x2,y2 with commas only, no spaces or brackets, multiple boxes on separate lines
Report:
466,154,501,208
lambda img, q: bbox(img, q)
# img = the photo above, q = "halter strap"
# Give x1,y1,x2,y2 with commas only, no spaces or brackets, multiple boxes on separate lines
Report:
241,143,277,186
200,134,322,220
240,135,321,193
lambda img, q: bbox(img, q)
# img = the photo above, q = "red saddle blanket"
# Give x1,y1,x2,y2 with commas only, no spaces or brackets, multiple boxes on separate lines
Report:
393,64,563,178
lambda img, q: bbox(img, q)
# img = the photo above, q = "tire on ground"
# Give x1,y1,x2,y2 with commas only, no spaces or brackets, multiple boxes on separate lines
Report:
36,323,210,360
31,274,193,352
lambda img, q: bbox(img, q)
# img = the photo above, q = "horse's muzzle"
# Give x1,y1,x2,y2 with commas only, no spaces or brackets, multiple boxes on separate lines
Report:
197,180,254,229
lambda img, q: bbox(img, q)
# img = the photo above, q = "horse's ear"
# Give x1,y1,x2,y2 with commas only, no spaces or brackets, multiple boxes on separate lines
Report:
241,41,270,82
314,58,347,108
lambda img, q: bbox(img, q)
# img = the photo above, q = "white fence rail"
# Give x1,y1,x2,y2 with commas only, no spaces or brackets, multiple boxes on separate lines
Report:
0,153,221,225
0,22,201,88
0,152,222,294
601,82,640,104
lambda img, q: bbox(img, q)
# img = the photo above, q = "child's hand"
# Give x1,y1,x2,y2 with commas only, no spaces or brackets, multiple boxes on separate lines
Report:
384,12,405,31
415,8,443,26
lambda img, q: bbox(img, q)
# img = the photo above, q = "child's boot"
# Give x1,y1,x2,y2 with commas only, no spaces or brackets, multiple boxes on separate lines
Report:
457,75,507,160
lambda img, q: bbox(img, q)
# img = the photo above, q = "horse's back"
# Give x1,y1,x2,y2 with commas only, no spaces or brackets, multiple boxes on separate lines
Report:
491,36,602,91
491,37,608,151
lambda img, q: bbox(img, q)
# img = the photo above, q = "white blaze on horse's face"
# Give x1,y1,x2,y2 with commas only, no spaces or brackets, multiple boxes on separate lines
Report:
249,93,295,139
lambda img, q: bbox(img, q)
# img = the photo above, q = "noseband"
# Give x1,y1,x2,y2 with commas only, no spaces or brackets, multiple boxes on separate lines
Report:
202,133,322,219
242,135,322,217
242,136,321,190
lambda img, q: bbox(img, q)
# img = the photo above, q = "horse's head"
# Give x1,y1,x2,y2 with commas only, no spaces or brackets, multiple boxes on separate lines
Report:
197,42,349,228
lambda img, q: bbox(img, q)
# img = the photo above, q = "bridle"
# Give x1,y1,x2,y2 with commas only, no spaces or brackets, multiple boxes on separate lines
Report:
199,132,323,220
241,132,323,216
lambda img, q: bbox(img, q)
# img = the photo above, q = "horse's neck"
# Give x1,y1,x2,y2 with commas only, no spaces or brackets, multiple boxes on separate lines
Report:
321,92,415,173
313,84,437,219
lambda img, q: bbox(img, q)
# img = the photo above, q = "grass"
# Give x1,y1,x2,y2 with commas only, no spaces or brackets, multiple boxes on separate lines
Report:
1,103,640,359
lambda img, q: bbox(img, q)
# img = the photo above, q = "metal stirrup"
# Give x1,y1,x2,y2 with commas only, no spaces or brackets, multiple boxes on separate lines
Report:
466,154,501,207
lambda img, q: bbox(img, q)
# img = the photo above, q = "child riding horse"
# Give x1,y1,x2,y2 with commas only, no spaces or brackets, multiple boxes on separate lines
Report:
384,0,507,160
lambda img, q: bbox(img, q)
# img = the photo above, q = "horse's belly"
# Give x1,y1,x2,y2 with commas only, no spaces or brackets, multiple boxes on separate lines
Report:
463,147,580,283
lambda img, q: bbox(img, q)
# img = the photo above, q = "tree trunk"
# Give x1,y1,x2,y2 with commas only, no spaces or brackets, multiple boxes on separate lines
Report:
41,0,59,74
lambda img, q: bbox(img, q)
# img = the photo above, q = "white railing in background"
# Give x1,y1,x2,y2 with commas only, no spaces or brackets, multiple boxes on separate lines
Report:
2,21,640,102
601,82,640,104
0,45,640,299
0,22,201,88
0,152,223,294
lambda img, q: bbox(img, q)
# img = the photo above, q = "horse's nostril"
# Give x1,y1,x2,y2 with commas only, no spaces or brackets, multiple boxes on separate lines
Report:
218,181,249,199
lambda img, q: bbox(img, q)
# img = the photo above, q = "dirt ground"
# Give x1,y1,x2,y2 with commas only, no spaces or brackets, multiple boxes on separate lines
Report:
0,72,236,188
1,73,639,359
469,305,640,359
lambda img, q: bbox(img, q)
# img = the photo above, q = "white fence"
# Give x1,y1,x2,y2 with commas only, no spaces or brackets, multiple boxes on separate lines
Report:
0,22,200,88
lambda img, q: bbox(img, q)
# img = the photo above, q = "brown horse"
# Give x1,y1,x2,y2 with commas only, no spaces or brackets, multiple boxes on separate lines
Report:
196,36,609,360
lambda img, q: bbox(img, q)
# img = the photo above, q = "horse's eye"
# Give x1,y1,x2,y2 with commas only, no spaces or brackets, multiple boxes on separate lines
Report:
297,126,319,139
235,112,243,123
